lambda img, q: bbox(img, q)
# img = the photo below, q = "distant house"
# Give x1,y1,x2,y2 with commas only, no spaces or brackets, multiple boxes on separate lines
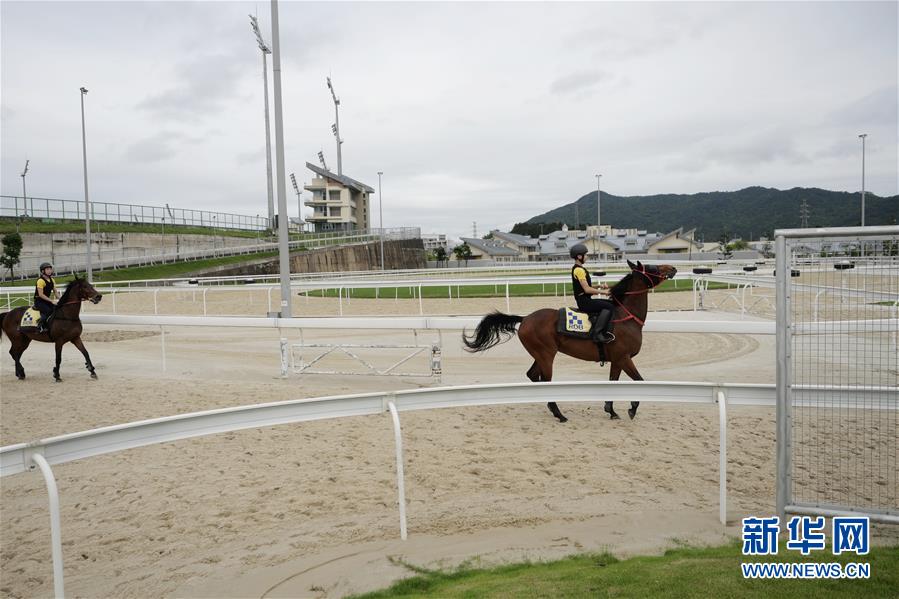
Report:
491,230,540,261
421,233,448,252
459,237,521,262
303,162,374,232
645,228,703,255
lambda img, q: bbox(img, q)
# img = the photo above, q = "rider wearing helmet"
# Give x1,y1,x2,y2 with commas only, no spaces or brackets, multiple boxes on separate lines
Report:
34,262,59,333
570,244,615,343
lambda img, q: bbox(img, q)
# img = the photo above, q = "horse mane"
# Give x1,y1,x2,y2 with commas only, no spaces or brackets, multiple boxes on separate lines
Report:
58,277,82,303
608,272,634,301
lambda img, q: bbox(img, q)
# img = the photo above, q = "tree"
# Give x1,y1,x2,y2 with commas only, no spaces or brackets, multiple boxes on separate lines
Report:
453,243,473,266
1,232,23,280
717,233,732,261
434,246,447,267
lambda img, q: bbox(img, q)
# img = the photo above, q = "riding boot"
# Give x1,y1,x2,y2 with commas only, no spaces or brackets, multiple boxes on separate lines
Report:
591,309,615,343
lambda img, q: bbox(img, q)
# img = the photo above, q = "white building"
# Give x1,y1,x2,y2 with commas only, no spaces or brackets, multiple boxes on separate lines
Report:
303,162,374,232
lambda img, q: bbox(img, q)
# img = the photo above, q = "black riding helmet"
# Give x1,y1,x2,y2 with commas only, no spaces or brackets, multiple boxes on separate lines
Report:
569,243,588,259
40,262,53,273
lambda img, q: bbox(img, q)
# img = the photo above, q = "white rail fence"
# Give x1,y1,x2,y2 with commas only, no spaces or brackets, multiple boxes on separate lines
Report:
2,381,896,598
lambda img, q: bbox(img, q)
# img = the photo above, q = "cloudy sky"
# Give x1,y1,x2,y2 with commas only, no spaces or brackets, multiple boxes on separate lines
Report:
2,1,896,240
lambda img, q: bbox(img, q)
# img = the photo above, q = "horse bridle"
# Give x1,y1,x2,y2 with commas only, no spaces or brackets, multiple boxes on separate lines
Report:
625,264,668,295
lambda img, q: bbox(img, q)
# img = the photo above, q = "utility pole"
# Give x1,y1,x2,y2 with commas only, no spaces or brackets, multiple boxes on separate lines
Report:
249,14,276,229
327,77,343,175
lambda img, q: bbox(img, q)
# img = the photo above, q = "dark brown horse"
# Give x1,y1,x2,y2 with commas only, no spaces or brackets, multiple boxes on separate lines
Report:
1,275,103,381
463,260,677,422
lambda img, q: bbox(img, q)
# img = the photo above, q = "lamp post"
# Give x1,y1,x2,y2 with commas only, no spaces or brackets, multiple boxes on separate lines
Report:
595,173,602,227
858,133,867,227
378,171,384,270
290,173,304,234
249,14,276,230
327,77,343,175
269,0,292,317
20,160,29,218
80,87,92,281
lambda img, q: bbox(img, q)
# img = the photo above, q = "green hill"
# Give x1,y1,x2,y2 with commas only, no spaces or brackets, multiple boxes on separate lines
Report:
522,187,898,240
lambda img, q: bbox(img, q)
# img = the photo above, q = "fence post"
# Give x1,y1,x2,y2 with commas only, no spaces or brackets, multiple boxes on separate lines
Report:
717,389,727,526
418,284,423,315
30,453,66,599
280,336,289,378
153,289,159,315
505,282,510,312
160,325,167,372
387,400,408,540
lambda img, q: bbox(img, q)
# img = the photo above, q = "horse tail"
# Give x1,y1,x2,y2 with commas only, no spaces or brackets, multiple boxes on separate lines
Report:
462,311,523,353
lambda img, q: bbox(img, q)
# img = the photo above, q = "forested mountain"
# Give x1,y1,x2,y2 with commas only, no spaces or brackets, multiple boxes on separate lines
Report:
519,187,898,240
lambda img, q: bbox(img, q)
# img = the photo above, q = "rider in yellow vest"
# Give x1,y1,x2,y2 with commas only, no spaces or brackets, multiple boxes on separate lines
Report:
34,262,59,333
570,243,615,343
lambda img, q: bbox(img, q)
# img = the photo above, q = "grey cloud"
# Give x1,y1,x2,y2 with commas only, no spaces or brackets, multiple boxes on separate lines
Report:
124,132,197,163
549,70,613,95
826,86,898,128
137,53,249,122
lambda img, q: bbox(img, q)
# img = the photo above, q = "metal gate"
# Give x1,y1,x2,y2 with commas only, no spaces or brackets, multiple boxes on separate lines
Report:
776,226,899,523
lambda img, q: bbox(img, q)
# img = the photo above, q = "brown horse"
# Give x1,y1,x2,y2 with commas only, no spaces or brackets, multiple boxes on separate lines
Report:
1,275,103,381
463,260,677,422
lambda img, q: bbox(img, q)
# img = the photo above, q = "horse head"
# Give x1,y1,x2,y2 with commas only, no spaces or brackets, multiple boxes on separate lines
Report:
71,274,103,304
626,259,677,288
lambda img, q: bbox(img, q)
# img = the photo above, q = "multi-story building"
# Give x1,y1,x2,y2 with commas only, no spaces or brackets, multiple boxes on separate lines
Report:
303,162,374,232
421,233,448,252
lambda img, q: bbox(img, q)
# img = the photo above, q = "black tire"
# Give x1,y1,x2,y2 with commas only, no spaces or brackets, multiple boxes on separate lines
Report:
743,266,757,272
693,267,713,274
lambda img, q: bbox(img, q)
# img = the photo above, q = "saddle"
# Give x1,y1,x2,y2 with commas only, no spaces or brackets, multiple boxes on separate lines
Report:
557,307,614,364
18,307,41,332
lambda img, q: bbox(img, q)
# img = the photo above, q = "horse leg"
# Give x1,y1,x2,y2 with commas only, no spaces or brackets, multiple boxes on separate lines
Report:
10,338,31,380
604,364,622,420
72,337,97,379
527,360,564,421
53,341,64,382
619,356,644,419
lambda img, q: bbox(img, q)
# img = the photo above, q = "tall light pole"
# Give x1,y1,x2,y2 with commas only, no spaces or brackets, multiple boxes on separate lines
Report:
327,77,343,175
250,14,275,230
858,133,867,227
270,0,292,317
20,160,29,217
80,87,92,282
595,173,602,228
290,173,305,233
377,171,384,270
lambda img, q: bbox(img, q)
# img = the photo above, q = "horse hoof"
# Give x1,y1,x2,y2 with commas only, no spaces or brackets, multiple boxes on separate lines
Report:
609,412,620,420
17,375,25,380
628,409,638,420
90,372,98,379
557,416,568,423
54,378,62,383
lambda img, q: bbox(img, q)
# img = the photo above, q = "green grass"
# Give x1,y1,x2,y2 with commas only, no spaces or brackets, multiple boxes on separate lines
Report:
312,279,728,299
351,541,899,598
1,251,280,287
1,217,266,239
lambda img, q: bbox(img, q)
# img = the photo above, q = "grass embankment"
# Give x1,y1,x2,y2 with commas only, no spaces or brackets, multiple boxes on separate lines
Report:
352,541,899,598
0,217,264,239
313,279,726,299
1,251,279,288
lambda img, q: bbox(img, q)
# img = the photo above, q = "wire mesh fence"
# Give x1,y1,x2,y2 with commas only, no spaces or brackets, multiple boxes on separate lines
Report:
777,227,898,522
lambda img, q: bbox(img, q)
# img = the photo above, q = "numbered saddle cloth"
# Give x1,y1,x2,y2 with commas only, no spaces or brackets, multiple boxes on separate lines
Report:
19,307,41,331
557,307,593,339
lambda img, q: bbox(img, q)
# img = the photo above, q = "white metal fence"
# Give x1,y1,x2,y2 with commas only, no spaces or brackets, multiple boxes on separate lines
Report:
2,195,269,230
776,226,899,524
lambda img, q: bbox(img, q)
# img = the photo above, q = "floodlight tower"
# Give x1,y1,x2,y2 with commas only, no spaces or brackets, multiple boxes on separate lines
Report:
20,160,29,216
80,86,92,282
327,77,343,175
858,133,867,226
249,14,275,229
290,172,305,232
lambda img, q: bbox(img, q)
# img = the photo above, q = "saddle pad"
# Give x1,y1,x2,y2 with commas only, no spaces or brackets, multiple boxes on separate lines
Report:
557,307,593,339
19,307,41,330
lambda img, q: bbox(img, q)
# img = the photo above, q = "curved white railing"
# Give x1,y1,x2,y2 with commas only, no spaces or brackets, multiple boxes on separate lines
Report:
3,380,897,597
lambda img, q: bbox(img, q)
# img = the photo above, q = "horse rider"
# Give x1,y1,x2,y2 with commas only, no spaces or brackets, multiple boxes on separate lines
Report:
34,262,59,334
570,243,615,343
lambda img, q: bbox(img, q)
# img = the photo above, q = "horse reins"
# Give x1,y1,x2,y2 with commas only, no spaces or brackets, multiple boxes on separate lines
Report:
611,265,667,326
